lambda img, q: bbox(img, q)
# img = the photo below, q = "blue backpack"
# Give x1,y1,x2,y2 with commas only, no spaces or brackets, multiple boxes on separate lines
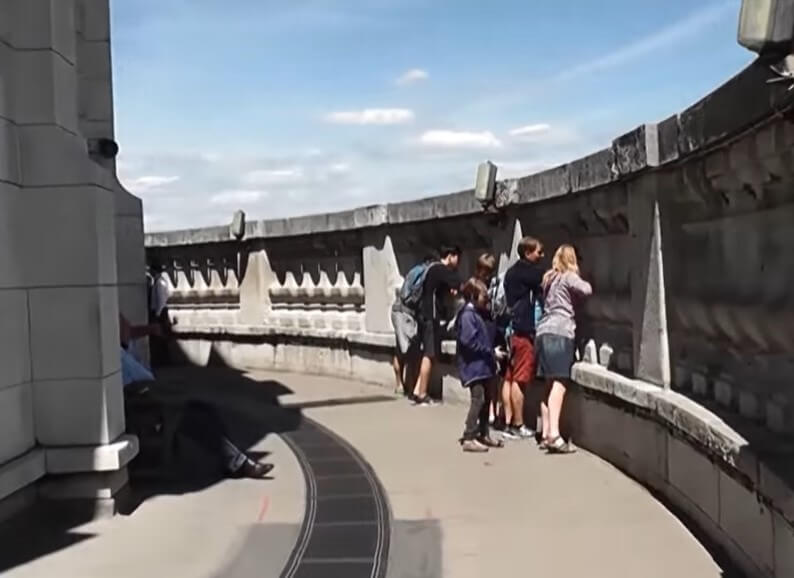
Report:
399,262,437,312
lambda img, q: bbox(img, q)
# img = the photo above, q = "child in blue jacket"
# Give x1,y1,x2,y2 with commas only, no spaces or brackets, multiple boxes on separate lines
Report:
457,278,505,452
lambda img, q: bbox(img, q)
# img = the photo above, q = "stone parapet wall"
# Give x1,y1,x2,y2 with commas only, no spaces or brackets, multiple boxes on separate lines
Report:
163,324,794,578
148,59,794,438
146,60,794,576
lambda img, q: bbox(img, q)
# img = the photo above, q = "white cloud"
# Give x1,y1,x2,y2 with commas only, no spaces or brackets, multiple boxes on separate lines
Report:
325,108,415,125
420,130,502,149
243,167,304,186
509,123,551,138
328,162,351,174
125,175,180,194
396,68,429,86
209,189,267,206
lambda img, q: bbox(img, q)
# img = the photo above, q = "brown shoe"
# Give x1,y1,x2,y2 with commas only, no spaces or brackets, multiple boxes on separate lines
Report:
461,439,489,453
233,460,275,479
477,436,504,449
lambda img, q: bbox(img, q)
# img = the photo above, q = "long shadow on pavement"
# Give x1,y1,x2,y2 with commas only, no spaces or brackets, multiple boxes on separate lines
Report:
0,354,399,576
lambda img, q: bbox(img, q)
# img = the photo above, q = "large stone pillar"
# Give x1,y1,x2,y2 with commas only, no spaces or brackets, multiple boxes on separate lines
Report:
74,0,148,350
0,0,136,513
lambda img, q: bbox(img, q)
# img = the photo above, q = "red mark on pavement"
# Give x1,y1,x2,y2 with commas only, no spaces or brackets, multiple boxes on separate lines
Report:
257,495,270,523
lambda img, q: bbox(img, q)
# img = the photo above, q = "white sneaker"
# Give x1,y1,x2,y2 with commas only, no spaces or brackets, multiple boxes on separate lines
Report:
516,425,535,439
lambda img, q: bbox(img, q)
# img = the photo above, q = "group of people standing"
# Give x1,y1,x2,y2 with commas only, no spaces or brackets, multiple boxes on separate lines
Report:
391,237,592,454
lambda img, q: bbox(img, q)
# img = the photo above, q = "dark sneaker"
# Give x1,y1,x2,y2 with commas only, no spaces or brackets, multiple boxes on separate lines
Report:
501,427,520,440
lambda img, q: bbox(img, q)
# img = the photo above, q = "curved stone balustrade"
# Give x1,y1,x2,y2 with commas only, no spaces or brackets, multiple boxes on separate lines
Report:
265,268,366,331
146,61,794,577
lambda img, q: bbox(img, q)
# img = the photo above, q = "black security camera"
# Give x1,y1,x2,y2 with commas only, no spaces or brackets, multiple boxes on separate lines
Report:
87,138,119,160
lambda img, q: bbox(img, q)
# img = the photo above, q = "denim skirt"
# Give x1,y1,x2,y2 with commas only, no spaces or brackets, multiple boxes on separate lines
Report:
536,333,575,380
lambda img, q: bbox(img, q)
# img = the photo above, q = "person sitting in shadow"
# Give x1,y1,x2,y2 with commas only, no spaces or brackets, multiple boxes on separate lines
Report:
120,314,273,479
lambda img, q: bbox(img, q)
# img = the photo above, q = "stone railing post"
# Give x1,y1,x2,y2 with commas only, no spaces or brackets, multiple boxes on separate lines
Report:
363,229,401,333
628,172,671,387
238,247,277,325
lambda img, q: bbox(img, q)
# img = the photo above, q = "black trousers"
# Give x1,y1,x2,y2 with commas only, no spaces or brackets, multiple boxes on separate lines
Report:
179,401,247,472
148,309,172,368
126,392,247,473
462,380,490,440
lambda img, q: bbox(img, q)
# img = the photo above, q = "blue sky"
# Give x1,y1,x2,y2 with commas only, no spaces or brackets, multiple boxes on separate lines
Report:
111,0,752,231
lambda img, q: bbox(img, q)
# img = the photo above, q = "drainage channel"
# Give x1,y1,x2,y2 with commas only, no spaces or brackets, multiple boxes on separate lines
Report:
280,419,391,578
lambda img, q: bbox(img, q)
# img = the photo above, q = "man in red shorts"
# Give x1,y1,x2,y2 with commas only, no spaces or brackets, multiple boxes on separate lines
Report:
502,236,545,439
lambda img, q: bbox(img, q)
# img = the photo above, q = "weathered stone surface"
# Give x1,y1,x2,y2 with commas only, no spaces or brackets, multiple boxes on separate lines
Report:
504,165,571,205
657,115,680,164
759,461,794,525
569,148,617,192
667,435,720,522
678,61,794,155
774,513,794,577
719,471,775,575
613,124,659,173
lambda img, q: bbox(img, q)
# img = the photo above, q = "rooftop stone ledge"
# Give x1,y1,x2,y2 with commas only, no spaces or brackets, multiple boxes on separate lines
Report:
144,59,794,249
168,322,794,524
573,362,794,523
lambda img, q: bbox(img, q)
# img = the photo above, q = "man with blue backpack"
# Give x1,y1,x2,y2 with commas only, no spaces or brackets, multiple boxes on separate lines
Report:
407,245,462,406
391,254,436,395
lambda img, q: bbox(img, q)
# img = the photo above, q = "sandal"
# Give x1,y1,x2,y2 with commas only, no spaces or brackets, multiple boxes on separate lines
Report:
546,436,577,454
538,438,550,451
478,436,504,449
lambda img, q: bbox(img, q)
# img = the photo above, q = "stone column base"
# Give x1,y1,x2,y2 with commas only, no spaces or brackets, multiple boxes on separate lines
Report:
38,467,131,519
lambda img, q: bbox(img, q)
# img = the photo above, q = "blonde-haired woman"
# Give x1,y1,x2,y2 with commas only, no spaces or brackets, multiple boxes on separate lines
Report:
535,245,592,453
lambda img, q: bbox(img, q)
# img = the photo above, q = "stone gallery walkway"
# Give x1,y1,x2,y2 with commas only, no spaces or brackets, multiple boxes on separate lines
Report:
0,368,734,578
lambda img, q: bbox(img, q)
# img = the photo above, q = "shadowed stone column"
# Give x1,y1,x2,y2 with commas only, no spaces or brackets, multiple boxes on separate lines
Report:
628,172,671,387
0,0,136,514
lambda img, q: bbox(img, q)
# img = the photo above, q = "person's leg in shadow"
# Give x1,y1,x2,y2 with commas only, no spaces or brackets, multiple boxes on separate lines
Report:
179,400,274,479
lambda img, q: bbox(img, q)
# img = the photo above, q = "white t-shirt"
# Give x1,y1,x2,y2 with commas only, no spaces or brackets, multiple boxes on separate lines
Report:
150,273,170,317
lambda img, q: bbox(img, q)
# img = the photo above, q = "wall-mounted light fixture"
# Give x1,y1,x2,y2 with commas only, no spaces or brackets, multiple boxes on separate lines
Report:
230,210,246,240
738,0,794,58
474,161,498,207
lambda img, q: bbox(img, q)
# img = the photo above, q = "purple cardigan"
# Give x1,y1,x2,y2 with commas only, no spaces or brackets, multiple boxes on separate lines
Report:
456,304,496,387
